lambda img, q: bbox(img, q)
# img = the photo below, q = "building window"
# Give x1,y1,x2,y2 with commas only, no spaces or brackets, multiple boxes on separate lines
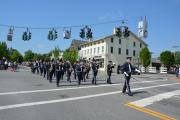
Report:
90,48,92,54
97,47,100,54
118,48,121,54
133,42,136,47
126,49,129,55
94,48,96,54
133,50,136,56
140,43,142,48
111,47,113,53
119,39,121,44
84,50,86,55
111,38,113,43
87,49,89,54
102,46,104,53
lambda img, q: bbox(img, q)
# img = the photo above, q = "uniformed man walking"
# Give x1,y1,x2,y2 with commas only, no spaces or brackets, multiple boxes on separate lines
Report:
91,59,99,85
121,57,139,96
66,61,72,82
56,59,64,87
42,61,47,78
49,61,53,83
85,62,91,79
39,60,44,76
76,61,83,85
107,61,113,84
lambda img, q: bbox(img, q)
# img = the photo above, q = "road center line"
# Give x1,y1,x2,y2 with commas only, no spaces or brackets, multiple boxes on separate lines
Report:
0,82,179,110
0,79,167,96
126,103,176,120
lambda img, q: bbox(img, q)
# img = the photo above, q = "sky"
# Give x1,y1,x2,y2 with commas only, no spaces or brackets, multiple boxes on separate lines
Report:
0,0,180,57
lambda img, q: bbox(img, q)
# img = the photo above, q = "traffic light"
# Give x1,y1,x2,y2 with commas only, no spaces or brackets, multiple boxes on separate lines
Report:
63,30,71,39
22,32,28,41
86,28,93,39
7,27,14,41
48,31,53,40
115,27,122,38
79,29,85,39
54,30,58,40
124,26,130,37
28,32,32,40
7,34,13,41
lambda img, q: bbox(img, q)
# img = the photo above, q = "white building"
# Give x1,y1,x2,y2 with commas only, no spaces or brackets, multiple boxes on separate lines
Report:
79,32,147,71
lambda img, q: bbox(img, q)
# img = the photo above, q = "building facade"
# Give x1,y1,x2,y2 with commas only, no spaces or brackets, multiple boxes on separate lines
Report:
79,32,147,71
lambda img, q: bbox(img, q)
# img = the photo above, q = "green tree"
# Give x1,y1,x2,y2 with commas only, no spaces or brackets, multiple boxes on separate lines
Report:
24,50,34,61
41,53,51,61
10,49,23,63
160,51,175,70
33,53,44,61
140,47,151,71
63,48,78,63
52,46,61,59
174,51,180,65
0,42,9,59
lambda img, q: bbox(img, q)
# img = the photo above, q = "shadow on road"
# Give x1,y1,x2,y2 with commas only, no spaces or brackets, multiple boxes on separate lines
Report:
132,91,148,95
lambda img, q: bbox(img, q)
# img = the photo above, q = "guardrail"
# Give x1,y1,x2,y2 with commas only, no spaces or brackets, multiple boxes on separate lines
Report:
140,66,145,73
160,67,167,74
148,67,157,73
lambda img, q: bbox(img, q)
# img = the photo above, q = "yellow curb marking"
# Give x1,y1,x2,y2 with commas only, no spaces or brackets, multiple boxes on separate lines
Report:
125,103,176,120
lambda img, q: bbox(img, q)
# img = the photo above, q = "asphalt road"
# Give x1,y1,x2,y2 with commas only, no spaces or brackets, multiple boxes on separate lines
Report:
0,68,180,120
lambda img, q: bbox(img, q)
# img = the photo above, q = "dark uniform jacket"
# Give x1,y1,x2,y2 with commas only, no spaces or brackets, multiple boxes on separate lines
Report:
121,62,135,74
107,64,113,75
56,64,64,72
76,64,83,80
92,63,98,76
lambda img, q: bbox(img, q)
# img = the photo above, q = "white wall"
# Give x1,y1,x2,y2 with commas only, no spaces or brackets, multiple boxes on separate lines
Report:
106,35,145,68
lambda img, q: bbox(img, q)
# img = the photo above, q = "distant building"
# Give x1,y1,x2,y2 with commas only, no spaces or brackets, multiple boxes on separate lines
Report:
69,39,87,50
79,32,148,71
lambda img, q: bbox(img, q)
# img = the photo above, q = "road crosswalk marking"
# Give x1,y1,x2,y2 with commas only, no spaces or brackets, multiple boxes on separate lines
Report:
129,90,180,107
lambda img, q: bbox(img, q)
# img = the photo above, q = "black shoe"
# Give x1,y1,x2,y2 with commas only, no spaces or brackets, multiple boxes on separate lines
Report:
128,93,133,96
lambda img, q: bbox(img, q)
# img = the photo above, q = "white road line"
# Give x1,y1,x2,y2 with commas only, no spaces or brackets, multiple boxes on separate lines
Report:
130,90,180,107
173,95,180,99
0,82,179,110
0,79,168,96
